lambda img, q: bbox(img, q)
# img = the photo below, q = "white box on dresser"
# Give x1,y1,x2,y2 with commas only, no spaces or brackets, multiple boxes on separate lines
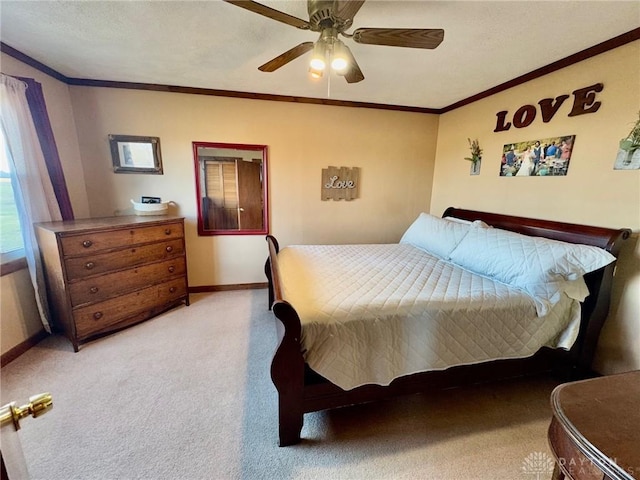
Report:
35,215,190,351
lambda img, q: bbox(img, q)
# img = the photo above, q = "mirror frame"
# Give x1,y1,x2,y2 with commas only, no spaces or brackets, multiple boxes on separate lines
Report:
193,142,269,236
109,134,163,174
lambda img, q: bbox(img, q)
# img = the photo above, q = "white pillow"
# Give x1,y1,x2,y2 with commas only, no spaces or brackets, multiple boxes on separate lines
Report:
444,216,472,225
400,213,471,259
448,226,615,315
445,216,492,229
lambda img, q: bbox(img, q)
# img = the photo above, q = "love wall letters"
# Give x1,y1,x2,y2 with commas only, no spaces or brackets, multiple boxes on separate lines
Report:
321,166,360,201
494,83,603,132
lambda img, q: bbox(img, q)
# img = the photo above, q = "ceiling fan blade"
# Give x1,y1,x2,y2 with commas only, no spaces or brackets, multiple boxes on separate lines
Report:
258,42,315,72
223,0,311,30
352,28,444,49
332,0,366,22
340,44,364,84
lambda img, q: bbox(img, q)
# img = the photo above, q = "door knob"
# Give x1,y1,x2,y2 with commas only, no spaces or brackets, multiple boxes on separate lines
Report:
0,393,53,431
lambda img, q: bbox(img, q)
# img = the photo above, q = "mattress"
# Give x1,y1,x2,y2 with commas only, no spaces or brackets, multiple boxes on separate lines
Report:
277,243,581,390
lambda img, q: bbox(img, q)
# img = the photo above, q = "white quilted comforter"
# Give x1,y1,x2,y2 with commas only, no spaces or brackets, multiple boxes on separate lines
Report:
277,243,581,390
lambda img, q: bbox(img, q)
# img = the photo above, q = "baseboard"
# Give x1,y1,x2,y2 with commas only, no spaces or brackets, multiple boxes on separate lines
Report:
189,283,268,293
1,329,49,367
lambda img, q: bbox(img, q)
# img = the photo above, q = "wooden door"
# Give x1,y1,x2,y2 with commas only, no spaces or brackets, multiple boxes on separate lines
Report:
1,430,29,479
237,160,263,230
1,393,53,479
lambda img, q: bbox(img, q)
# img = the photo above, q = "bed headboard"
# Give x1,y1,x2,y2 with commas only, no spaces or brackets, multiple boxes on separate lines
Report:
442,207,630,255
442,207,631,372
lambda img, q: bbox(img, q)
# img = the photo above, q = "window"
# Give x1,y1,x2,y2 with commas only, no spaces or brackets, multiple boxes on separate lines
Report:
0,128,25,268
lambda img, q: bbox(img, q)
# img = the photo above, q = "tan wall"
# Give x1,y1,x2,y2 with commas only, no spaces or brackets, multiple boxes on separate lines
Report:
1,52,90,355
430,42,640,374
68,87,439,286
1,270,41,355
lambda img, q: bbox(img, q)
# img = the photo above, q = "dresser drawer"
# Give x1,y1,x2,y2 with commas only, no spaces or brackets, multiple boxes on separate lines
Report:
60,222,184,256
74,277,188,339
65,238,184,281
68,257,186,307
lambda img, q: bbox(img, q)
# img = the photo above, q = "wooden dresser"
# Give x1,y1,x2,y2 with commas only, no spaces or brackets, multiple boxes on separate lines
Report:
35,215,189,351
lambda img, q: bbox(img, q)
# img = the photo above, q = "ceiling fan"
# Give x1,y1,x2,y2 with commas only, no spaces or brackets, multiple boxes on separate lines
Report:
223,0,444,83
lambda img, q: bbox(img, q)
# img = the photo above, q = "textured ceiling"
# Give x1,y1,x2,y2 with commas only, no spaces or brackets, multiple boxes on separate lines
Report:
1,1,639,109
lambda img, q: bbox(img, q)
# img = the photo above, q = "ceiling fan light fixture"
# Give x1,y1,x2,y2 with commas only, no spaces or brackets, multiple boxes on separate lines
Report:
330,39,349,72
309,57,326,71
309,40,327,71
223,0,443,85
308,66,324,79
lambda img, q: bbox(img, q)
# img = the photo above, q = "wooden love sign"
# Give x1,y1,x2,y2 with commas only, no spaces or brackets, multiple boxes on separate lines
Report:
321,166,360,201
494,83,603,132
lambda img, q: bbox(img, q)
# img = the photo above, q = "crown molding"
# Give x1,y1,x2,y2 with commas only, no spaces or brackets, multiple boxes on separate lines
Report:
440,27,640,113
3,27,639,114
1,42,69,83
64,77,439,113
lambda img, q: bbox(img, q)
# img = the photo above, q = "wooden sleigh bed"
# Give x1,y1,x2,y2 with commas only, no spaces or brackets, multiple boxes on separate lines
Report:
264,207,630,446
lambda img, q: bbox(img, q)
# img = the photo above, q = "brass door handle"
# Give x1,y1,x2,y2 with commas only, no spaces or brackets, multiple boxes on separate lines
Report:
0,393,53,431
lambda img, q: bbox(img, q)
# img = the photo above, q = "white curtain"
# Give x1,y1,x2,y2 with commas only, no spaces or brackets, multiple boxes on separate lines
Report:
1,73,62,332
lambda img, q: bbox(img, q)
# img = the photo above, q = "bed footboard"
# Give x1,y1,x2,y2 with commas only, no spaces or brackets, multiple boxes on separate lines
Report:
266,235,305,446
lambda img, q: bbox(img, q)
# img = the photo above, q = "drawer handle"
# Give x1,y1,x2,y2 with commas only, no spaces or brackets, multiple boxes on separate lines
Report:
89,287,99,294
82,240,93,248
85,262,95,270
93,312,103,320
165,229,172,235
168,266,175,273
166,246,173,253
169,287,176,293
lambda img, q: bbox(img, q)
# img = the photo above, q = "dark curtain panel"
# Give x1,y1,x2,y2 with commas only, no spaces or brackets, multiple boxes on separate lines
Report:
16,76,74,220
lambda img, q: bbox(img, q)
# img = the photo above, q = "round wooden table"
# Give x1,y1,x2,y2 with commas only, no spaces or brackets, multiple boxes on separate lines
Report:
548,370,640,480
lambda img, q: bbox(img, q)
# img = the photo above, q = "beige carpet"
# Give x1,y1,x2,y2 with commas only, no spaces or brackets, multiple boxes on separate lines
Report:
1,289,562,480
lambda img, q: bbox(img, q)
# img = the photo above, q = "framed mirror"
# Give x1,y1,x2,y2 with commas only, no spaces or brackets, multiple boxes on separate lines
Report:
193,142,268,236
